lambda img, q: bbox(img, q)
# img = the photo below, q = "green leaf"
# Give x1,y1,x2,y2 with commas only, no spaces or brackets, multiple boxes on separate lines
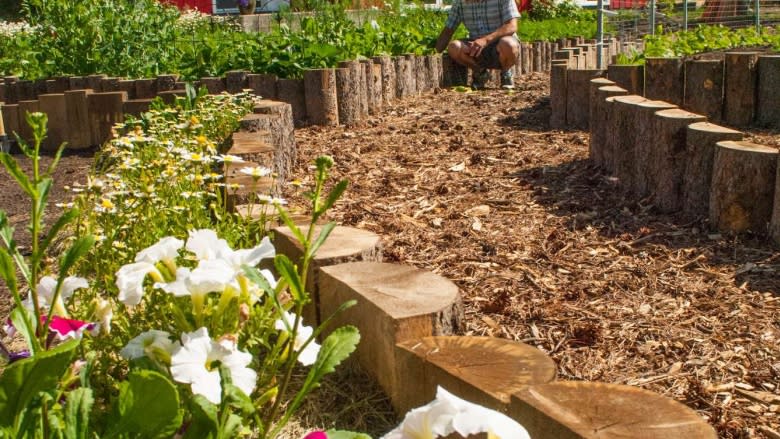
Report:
326,430,372,439
107,369,182,439
183,395,218,439
35,178,53,220
305,326,360,392
0,153,34,197
58,235,95,276
274,205,306,245
0,339,79,428
40,208,79,254
64,387,94,439
0,247,17,293
307,221,336,260
274,254,304,303
242,265,276,298
316,179,348,218
9,307,37,356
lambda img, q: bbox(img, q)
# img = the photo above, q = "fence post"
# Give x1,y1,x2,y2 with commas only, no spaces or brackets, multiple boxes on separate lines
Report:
683,0,688,31
649,0,656,35
755,0,761,33
597,0,604,69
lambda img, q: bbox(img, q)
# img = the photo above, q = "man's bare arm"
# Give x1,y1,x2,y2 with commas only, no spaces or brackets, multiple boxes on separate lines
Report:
435,27,456,53
467,18,517,57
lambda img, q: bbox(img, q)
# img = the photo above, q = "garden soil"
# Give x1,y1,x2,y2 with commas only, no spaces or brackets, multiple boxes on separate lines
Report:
1,72,779,438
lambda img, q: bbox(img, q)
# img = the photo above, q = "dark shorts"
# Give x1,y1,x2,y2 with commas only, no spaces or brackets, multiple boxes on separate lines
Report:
461,35,519,70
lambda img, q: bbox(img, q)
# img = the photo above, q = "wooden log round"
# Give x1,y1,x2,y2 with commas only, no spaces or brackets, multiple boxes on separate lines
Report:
155,74,177,92
362,60,382,115
522,44,532,73
565,69,604,130
223,159,275,209
772,163,780,244
404,54,419,95
273,225,383,327
588,77,615,128
684,59,724,122
632,100,678,197
247,73,278,100
511,381,717,439
607,64,645,95
683,122,744,219
225,70,248,94
590,85,628,169
318,261,463,413
275,78,307,127
1,104,20,142
240,103,296,184
648,109,708,213
394,336,557,415
533,41,543,72
644,57,684,105
339,60,368,117
64,90,93,149
549,62,568,129
723,51,759,127
373,55,396,105
87,92,127,147
710,141,778,233
37,94,67,152
201,77,226,94
442,54,468,88
756,55,780,128
414,55,428,94
335,67,361,126
86,74,107,93
67,76,87,92
426,54,442,90
303,68,339,126
608,94,647,179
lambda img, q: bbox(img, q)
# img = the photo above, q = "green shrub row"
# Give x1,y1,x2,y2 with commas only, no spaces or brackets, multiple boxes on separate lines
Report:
0,0,596,80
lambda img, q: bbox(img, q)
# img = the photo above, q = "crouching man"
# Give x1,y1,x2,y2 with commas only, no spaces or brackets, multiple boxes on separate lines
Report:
435,0,521,90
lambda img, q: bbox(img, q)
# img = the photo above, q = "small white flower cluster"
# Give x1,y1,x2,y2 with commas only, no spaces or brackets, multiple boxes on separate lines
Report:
0,20,39,38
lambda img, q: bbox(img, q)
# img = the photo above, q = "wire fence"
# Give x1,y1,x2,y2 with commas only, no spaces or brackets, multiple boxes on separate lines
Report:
602,0,780,38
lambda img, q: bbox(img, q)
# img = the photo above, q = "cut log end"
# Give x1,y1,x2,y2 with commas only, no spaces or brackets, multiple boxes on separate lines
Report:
511,382,718,439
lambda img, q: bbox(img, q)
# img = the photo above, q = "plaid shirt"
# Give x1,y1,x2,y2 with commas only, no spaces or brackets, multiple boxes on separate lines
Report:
445,0,521,39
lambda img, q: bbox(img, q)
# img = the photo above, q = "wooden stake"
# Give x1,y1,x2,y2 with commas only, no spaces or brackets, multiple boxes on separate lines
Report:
511,382,718,439
684,59,724,122
682,122,744,219
723,52,759,127
394,336,556,415
756,55,780,128
565,69,604,130
590,85,628,170
335,67,360,127
710,140,777,233
648,108,707,213
303,68,339,126
645,57,684,105
632,100,678,197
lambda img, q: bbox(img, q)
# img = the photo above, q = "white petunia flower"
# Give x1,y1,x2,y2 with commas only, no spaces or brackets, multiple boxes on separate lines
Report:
25,276,89,316
170,328,257,404
115,262,162,306
382,387,531,439
135,236,183,266
121,329,174,361
94,297,113,335
275,311,320,366
185,229,232,261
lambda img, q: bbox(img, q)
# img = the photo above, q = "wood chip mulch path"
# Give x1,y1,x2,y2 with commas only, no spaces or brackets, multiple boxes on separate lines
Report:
288,72,780,439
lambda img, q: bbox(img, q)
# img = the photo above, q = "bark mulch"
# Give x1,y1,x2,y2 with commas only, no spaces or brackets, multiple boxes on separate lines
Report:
288,72,780,438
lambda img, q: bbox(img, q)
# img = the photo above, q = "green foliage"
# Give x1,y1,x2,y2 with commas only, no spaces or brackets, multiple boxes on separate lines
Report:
618,25,780,64
528,0,593,20
0,340,79,433
107,370,183,438
1,0,596,80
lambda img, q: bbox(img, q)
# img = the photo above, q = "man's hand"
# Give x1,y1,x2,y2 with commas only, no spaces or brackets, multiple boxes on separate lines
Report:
466,37,490,58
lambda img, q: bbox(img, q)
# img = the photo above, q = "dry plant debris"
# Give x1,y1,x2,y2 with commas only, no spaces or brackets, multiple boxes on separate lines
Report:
287,73,780,438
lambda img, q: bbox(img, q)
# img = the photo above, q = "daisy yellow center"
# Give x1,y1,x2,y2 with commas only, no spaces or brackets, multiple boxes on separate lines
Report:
101,199,115,209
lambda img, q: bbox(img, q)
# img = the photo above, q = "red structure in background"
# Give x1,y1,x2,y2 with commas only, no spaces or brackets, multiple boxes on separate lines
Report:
610,0,648,8
163,0,213,14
